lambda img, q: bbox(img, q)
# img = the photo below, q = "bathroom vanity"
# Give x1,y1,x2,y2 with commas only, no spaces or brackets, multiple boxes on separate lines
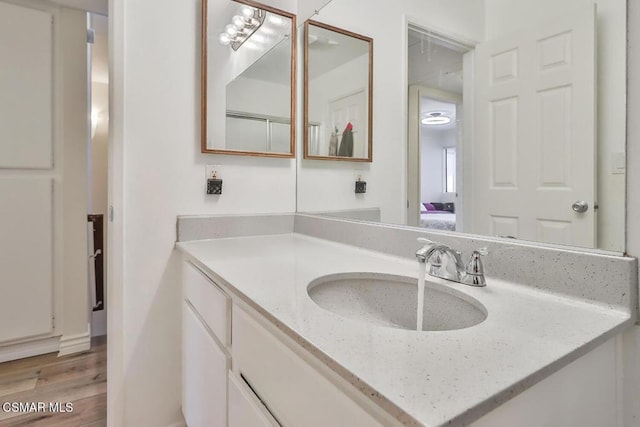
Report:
176,214,637,427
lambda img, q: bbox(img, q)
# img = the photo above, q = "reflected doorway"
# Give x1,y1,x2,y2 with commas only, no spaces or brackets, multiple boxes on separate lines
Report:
406,25,470,231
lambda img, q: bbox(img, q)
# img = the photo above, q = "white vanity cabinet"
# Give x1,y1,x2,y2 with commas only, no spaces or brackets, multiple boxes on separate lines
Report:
182,262,231,427
181,260,393,427
182,301,229,427
232,304,387,427
228,371,279,427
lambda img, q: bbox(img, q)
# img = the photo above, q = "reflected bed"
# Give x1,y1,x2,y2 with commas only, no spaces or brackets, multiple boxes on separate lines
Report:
420,212,456,231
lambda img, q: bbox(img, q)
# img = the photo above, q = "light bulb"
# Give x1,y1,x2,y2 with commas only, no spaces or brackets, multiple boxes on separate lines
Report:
225,24,238,37
269,15,285,26
232,15,245,30
241,6,254,19
218,32,231,45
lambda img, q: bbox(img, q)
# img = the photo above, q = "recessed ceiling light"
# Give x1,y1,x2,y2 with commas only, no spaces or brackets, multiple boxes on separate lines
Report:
421,112,452,125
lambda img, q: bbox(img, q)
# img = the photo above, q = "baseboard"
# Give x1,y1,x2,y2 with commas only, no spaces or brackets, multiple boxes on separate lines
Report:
91,309,107,336
166,420,187,427
58,331,91,356
0,336,60,363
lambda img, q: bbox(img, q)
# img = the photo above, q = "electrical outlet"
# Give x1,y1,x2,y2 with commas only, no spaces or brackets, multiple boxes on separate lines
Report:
205,165,221,180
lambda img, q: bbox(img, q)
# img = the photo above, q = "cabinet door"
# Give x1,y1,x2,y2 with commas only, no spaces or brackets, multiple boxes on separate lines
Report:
228,372,279,427
233,305,384,427
183,261,231,347
183,302,229,427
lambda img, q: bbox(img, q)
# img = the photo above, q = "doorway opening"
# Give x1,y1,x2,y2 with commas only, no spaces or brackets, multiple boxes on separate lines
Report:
88,12,109,339
406,25,470,231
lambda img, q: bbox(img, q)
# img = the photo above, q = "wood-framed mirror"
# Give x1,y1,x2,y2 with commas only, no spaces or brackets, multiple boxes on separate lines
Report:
201,0,296,157
303,20,373,162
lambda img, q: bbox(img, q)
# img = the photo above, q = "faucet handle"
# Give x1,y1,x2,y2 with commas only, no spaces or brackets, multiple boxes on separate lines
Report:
466,248,488,275
417,237,434,244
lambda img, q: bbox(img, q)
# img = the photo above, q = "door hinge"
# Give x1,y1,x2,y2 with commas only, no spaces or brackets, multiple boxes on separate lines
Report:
52,316,55,329
109,205,114,222
87,28,95,44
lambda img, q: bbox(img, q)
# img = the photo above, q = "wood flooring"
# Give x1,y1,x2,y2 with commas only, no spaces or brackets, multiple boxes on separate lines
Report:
0,336,106,426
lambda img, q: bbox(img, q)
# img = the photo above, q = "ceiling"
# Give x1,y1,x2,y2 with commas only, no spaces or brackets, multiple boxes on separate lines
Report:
306,25,369,80
408,29,465,94
238,22,369,86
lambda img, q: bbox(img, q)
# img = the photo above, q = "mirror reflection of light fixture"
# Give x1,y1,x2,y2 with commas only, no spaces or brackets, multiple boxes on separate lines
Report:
91,110,100,138
421,111,452,126
217,6,266,51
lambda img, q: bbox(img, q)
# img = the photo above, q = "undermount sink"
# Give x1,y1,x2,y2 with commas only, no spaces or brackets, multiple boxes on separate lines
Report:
307,273,487,331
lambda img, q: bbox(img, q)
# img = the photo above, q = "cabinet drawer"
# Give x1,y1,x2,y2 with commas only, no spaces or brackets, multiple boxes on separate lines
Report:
183,261,230,347
228,371,279,427
232,305,384,427
182,302,229,427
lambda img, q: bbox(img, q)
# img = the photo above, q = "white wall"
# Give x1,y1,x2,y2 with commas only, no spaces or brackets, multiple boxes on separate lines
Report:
421,127,455,203
91,83,109,218
484,0,626,252
91,81,108,337
296,0,485,224
59,7,90,343
226,77,291,152
108,0,297,425
227,77,290,118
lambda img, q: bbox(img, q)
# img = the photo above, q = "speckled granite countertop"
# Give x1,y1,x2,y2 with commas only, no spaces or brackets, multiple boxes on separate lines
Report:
176,233,633,427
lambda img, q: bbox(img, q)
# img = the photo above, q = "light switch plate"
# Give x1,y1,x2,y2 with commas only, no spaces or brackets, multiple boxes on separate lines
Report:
611,152,625,175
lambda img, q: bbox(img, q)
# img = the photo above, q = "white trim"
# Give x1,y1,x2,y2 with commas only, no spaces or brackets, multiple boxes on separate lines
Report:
107,0,125,425
50,0,107,15
58,331,91,356
0,336,60,363
165,420,187,427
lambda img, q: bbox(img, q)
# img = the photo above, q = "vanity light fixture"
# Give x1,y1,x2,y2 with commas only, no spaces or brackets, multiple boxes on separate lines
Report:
217,6,266,51
268,15,285,26
421,112,452,126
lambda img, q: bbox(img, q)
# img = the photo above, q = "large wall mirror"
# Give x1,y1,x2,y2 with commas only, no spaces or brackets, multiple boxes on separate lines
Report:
296,0,627,253
303,21,373,162
202,0,296,157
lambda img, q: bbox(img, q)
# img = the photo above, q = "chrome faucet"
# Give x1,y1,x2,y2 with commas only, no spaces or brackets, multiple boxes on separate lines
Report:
415,238,488,287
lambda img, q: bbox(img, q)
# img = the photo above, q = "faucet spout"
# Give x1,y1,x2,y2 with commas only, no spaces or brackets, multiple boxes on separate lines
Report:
415,238,488,287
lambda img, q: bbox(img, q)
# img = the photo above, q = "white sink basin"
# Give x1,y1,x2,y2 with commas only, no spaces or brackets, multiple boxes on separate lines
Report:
307,273,487,331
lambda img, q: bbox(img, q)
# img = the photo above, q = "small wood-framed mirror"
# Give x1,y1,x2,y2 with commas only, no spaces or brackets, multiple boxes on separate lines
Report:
202,0,296,157
303,20,373,162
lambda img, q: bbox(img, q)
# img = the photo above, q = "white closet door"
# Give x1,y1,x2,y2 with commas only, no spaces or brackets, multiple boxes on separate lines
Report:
0,1,53,169
473,5,596,247
0,178,54,342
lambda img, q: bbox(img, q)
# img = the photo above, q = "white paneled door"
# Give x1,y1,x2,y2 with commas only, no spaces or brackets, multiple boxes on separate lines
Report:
0,178,54,342
473,5,596,247
0,1,53,169
0,1,56,348
329,90,366,158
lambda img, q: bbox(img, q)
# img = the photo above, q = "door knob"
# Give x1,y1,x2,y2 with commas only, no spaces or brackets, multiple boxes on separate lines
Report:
572,201,589,213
